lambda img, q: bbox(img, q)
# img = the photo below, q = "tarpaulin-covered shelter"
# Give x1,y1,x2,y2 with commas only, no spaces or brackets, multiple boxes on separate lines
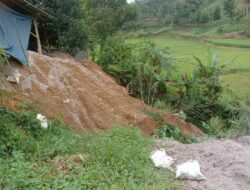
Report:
0,0,52,65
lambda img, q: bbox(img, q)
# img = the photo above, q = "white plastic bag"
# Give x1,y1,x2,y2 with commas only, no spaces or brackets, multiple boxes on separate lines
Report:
150,149,175,170
63,99,70,104
176,160,206,181
37,114,48,129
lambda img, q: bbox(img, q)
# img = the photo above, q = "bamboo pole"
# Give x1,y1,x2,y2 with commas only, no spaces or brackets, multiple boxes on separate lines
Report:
3,53,22,93
33,18,43,55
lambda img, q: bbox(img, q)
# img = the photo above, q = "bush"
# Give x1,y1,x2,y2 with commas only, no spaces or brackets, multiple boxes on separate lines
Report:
199,12,209,24
179,53,226,126
223,0,235,19
157,125,198,144
97,38,135,85
129,41,177,105
97,40,178,106
231,103,250,137
214,7,222,20
202,117,226,138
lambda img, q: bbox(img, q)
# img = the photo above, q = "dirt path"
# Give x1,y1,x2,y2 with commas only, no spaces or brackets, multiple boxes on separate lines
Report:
155,137,250,190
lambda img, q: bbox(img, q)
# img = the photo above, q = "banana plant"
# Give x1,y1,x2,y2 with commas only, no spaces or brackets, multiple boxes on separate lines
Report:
130,41,178,105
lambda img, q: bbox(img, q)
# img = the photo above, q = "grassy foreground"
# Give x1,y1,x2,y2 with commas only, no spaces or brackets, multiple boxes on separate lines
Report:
0,109,183,190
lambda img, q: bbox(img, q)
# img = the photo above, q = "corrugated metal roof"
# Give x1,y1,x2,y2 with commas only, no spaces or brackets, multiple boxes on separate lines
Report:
0,0,53,21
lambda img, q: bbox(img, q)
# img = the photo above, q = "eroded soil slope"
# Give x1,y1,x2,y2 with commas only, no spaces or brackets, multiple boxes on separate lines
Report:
1,52,203,135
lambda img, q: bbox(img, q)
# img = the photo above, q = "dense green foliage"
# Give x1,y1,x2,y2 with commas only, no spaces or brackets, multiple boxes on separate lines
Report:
129,42,177,105
97,38,250,137
27,0,136,54
131,0,249,28
223,0,236,18
97,39,177,106
0,109,182,189
84,0,137,60
179,53,226,125
214,6,222,20
97,38,135,85
85,0,137,40
28,0,87,53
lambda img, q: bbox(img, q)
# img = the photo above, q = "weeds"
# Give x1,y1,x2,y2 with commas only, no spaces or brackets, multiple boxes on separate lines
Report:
0,109,183,189
0,48,6,71
156,125,198,144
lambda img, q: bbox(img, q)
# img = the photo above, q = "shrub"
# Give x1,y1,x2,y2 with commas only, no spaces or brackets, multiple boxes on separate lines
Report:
157,125,198,144
202,117,226,138
97,40,178,106
231,103,250,137
217,26,225,33
97,38,135,85
214,7,222,20
129,41,177,105
223,0,235,19
199,12,209,24
179,53,228,126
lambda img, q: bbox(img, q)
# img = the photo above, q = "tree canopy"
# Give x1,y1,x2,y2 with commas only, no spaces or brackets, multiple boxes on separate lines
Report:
27,0,136,53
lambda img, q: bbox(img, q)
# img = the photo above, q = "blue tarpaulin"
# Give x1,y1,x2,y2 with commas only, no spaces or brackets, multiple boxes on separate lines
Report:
0,2,32,65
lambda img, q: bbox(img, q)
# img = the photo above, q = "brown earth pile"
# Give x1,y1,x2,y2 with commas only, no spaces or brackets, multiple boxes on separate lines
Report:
0,51,203,136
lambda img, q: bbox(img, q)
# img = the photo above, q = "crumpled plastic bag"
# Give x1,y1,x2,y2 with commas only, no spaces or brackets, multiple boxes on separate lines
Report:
37,114,48,129
63,99,70,104
176,160,206,181
150,149,175,170
7,69,21,84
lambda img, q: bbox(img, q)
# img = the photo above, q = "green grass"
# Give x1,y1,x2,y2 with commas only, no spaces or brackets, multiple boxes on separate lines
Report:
209,39,250,49
0,109,183,190
127,35,250,92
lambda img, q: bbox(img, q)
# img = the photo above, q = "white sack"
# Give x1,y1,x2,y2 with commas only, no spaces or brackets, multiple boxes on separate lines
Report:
176,160,206,181
150,149,175,169
37,114,48,129
63,99,70,104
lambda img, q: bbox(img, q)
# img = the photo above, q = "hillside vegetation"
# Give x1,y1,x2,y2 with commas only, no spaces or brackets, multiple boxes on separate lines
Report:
0,108,182,189
126,0,250,30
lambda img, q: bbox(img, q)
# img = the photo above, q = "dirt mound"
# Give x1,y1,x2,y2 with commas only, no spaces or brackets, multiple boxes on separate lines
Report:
0,90,30,112
0,51,203,135
155,137,250,190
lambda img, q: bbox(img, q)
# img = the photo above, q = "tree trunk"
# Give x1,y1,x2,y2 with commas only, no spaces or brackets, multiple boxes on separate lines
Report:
246,0,250,19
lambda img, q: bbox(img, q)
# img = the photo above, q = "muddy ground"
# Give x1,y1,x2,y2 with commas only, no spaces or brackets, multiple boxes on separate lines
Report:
155,136,250,190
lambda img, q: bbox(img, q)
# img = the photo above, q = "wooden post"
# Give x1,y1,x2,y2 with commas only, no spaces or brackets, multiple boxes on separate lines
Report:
33,18,42,55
